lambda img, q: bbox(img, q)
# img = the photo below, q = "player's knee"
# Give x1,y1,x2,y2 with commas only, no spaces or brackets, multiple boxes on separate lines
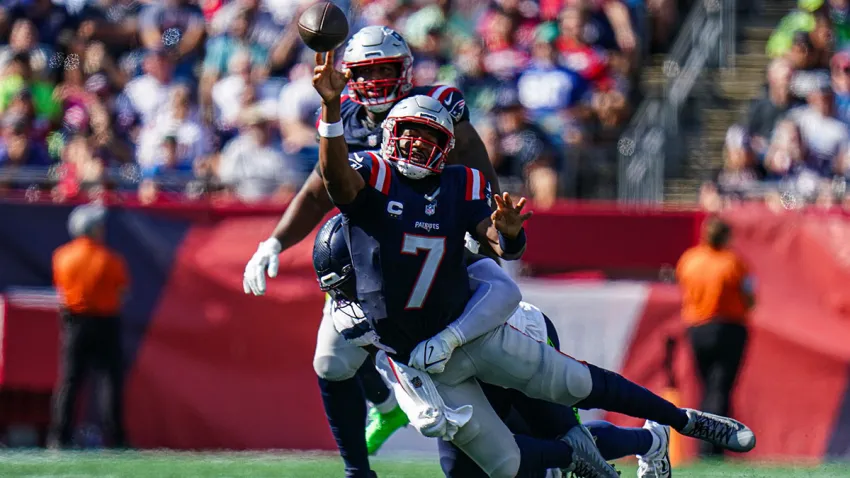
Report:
489,269,522,312
566,361,593,400
485,449,521,478
313,354,358,381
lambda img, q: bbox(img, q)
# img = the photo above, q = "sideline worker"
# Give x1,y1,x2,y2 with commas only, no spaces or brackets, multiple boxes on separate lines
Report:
49,204,128,449
676,216,754,458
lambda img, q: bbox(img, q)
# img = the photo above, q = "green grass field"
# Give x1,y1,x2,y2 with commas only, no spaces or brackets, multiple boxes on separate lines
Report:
0,451,847,477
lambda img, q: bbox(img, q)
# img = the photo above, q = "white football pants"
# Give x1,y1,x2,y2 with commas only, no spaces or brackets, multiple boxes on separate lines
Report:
314,302,595,478
431,324,594,478
312,298,370,381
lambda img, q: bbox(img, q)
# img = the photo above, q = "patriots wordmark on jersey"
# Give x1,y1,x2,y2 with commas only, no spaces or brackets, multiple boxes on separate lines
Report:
335,151,492,360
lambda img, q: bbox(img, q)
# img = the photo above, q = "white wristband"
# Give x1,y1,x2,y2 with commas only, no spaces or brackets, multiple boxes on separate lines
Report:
318,120,344,138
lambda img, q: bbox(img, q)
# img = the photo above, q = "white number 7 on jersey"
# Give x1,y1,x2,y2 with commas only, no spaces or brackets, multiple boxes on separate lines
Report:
401,234,446,309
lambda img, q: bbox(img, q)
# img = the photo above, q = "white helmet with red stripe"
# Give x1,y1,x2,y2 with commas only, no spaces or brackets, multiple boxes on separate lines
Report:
342,26,414,113
381,95,455,180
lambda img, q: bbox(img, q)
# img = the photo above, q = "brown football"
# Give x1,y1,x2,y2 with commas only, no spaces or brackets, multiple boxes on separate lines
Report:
297,2,349,53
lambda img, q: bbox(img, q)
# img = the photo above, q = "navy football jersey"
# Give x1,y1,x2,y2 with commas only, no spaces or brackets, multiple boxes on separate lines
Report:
335,151,492,360
315,85,470,152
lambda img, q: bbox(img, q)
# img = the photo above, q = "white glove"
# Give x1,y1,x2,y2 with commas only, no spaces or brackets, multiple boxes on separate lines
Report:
375,351,473,441
409,326,463,374
243,238,282,296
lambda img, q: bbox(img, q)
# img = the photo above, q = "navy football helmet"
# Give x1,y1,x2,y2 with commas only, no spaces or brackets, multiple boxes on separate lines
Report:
313,214,357,303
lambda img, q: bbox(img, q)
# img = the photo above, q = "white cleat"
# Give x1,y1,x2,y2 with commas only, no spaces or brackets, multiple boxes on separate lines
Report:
561,425,621,478
680,409,756,453
637,420,671,478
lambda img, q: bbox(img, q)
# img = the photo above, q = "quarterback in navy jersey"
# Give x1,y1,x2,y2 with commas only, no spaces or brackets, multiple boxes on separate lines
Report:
312,46,532,360
338,149,498,359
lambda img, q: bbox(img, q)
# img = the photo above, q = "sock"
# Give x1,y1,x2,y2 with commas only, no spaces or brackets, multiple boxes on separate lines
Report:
509,390,580,439
515,435,574,476
317,376,372,478
577,364,689,431
356,360,392,407
584,420,655,460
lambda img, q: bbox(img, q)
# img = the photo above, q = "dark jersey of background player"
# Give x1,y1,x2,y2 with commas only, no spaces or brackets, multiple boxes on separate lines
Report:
337,151,493,360
320,85,471,153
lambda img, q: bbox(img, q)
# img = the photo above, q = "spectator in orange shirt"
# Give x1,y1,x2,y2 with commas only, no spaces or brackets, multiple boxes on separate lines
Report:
49,204,128,449
676,216,754,458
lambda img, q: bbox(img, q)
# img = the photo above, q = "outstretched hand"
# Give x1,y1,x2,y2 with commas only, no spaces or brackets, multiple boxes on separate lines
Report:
491,192,532,239
312,50,351,105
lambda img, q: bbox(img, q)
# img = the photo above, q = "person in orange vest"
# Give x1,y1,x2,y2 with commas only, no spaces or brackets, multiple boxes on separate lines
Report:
676,216,754,458
49,204,128,449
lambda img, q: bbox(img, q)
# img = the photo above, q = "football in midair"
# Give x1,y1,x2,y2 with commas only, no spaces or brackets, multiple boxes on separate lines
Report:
297,2,349,53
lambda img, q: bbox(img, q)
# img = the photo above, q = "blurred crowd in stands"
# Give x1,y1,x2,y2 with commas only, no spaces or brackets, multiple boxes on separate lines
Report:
707,0,850,211
0,0,690,207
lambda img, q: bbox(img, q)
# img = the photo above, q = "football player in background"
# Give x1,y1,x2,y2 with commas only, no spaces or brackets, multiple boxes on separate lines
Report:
243,25,497,478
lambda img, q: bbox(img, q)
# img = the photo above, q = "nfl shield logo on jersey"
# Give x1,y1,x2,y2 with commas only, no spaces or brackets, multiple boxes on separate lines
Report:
368,135,378,147
425,202,436,216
